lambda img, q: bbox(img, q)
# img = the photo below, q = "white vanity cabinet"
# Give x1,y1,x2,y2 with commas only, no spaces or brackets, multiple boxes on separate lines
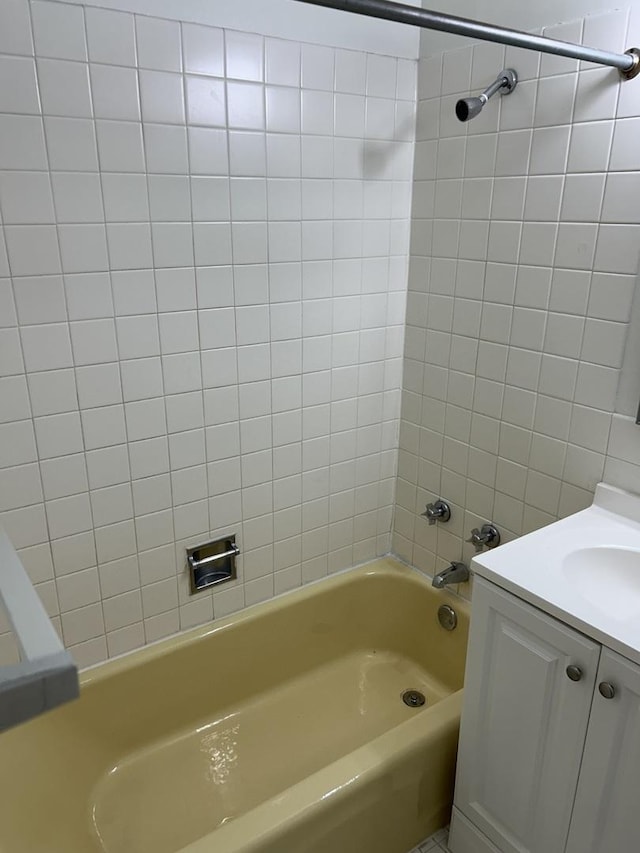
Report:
449,576,640,853
565,647,640,853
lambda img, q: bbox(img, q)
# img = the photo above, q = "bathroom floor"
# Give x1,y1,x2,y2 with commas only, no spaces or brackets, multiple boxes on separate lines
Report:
409,826,452,852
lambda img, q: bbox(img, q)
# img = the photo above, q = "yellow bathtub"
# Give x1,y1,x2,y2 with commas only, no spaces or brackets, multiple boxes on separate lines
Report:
0,557,469,853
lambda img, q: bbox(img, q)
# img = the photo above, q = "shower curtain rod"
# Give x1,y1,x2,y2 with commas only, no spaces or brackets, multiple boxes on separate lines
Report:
295,0,640,79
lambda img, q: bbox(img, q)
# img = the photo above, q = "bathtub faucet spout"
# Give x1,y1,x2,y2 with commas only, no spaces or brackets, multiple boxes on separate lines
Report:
432,561,469,588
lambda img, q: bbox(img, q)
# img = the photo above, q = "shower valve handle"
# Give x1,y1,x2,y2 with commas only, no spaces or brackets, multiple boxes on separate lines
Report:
422,499,451,525
467,523,501,551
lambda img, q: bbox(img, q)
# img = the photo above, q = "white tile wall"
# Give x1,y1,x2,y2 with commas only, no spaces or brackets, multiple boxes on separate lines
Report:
0,0,416,667
393,7,640,582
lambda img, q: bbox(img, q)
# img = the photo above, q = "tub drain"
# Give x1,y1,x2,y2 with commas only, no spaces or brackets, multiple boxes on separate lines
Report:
402,689,426,707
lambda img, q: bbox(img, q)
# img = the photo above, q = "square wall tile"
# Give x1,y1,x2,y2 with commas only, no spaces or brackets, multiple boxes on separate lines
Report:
45,117,98,172
226,31,264,82
140,70,185,125
32,1,86,62
145,124,188,173
136,15,182,72
37,58,92,118
58,224,109,274
35,411,84,459
28,369,76,416
86,8,136,66
183,23,224,77
91,64,140,122
186,76,226,127
96,121,145,172
6,224,62,277
107,223,153,270
102,174,149,223
266,38,300,87
13,275,66,325
21,323,72,372
40,454,87,501
0,115,47,170
0,0,33,56
65,273,113,321
70,319,118,366
52,173,104,224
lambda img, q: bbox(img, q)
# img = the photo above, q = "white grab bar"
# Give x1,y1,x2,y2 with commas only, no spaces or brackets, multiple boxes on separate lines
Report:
0,529,78,732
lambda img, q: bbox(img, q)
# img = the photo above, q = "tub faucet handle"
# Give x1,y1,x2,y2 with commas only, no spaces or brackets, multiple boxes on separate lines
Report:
467,523,501,552
422,499,451,525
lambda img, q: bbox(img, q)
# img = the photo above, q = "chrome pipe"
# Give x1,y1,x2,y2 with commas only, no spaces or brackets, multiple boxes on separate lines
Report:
481,75,511,101
456,68,516,122
295,0,640,79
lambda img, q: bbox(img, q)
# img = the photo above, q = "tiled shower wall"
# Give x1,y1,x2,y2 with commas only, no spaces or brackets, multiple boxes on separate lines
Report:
0,0,416,666
392,7,640,578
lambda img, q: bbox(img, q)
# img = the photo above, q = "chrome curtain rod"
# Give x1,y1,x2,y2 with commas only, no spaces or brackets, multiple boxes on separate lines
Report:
295,0,640,79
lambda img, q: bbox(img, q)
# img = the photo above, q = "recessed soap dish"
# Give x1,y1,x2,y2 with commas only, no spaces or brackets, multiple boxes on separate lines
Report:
187,535,239,594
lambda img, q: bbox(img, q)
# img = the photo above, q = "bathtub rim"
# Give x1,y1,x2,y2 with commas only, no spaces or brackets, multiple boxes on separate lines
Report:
80,555,469,688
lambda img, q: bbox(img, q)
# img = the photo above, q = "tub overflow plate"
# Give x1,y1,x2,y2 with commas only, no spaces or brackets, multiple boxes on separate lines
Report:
402,689,426,708
438,604,458,631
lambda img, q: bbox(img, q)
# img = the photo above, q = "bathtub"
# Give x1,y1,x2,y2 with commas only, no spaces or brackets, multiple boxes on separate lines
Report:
0,557,469,853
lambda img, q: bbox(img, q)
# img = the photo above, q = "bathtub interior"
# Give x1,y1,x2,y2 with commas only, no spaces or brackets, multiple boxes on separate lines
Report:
0,558,469,853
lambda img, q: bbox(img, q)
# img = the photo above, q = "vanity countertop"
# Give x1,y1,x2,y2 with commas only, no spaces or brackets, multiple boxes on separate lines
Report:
472,483,640,665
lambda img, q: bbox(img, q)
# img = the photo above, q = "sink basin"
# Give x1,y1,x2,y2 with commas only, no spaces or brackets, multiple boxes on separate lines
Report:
563,546,640,621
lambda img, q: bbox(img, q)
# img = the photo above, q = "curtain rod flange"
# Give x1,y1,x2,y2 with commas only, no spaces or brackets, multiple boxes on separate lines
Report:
621,48,640,80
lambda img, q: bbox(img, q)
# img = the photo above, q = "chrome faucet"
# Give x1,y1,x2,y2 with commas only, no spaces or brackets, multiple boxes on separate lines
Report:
422,499,451,525
432,561,469,588
467,523,501,552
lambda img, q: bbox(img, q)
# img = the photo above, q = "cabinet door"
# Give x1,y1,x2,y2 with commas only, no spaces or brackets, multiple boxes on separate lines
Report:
566,648,640,853
453,578,600,853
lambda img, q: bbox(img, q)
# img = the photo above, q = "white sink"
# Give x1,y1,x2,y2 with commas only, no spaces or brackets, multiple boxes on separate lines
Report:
472,483,640,666
562,546,640,621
